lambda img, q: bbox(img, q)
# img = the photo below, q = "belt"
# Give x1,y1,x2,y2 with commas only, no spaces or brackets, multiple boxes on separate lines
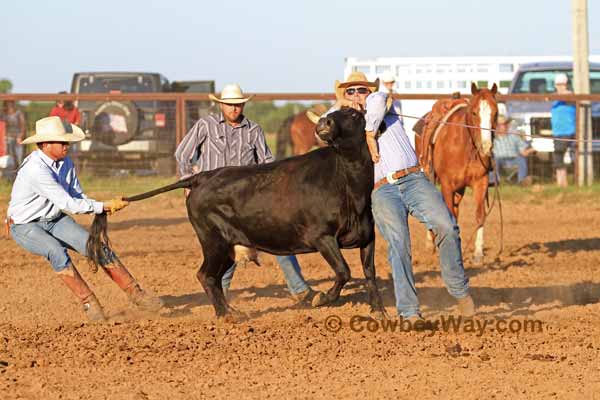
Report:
373,165,422,192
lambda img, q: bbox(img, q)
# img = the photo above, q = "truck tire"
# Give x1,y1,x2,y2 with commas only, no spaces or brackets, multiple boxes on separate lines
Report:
90,101,138,146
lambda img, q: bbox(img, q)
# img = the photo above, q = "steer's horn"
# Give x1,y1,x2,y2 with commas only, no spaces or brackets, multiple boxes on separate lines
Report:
306,110,321,124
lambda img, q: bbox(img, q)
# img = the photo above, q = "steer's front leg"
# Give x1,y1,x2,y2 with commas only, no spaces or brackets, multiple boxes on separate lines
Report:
360,239,387,320
312,236,351,307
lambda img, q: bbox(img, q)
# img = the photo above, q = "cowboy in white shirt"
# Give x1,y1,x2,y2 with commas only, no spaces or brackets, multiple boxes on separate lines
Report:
6,117,162,321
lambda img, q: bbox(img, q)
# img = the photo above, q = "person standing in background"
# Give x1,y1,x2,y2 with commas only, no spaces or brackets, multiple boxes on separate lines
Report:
175,83,322,305
379,71,403,119
551,73,576,188
1,100,26,166
50,92,81,125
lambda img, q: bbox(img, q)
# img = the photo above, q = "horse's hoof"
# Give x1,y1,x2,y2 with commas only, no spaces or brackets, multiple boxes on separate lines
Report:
228,305,248,320
311,292,329,307
472,254,484,266
216,313,236,323
219,312,246,324
370,310,388,321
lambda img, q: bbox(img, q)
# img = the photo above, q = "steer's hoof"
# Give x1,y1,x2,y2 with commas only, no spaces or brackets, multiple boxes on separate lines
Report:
311,292,329,307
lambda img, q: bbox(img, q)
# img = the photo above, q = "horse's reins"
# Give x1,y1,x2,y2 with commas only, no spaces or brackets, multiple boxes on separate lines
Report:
403,113,600,144
464,113,505,260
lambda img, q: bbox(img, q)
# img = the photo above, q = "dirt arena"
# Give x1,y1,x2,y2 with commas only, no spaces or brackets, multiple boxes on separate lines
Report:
1,187,600,399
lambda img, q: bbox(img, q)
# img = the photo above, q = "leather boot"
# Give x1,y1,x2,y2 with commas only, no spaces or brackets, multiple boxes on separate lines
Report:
456,294,476,317
103,261,163,312
57,265,107,322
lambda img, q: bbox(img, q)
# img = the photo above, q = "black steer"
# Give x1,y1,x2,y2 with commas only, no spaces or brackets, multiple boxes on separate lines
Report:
88,108,385,318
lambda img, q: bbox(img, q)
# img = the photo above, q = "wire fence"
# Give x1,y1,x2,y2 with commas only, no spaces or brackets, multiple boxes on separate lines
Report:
1,92,600,183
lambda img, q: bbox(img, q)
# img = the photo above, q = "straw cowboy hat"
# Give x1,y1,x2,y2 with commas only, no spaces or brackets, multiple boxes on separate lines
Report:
335,72,380,100
208,83,253,104
22,116,85,145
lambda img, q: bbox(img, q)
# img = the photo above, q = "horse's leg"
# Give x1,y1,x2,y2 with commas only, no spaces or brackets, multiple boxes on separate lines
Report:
360,239,386,319
471,179,488,265
453,187,466,219
311,236,351,307
425,230,435,252
427,182,456,252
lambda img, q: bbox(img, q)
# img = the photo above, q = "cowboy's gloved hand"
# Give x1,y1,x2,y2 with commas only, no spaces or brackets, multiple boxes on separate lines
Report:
103,197,129,215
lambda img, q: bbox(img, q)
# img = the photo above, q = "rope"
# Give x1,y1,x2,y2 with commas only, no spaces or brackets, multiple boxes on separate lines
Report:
400,113,597,144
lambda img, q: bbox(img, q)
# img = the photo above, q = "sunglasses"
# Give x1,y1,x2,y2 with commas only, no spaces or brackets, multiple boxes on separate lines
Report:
345,87,371,96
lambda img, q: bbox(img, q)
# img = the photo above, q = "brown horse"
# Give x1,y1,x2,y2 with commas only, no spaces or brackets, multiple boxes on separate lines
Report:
416,83,498,264
276,104,328,158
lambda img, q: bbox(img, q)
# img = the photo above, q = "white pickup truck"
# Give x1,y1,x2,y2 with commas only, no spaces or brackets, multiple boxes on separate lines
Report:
506,62,600,160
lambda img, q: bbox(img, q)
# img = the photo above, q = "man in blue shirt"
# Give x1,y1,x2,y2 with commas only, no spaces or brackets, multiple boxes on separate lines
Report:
551,73,576,187
327,72,474,321
6,116,162,321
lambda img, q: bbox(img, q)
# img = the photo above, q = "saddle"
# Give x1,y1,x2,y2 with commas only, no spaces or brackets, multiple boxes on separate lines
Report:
415,92,468,180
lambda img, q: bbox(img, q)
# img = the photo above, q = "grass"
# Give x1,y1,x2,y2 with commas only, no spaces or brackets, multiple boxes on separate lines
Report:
2,169,600,204
491,181,600,203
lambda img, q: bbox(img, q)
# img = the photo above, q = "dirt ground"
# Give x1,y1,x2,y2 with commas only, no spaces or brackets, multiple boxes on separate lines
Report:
1,190,600,399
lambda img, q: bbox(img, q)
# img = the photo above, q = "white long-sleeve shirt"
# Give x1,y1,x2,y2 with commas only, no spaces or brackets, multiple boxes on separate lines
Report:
7,150,104,224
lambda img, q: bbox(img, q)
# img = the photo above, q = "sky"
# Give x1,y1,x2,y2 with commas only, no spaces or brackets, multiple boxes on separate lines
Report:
1,0,599,93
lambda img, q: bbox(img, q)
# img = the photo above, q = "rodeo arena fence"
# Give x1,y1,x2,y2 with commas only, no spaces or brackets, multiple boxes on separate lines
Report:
1,92,600,185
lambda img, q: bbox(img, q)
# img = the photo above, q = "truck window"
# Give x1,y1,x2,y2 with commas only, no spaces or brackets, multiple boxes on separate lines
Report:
76,75,157,93
512,70,600,94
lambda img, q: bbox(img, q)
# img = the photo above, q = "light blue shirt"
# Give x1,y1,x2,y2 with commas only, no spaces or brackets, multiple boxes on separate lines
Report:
364,92,418,182
7,150,104,224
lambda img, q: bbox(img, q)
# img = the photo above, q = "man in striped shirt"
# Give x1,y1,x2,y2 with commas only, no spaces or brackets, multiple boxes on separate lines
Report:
175,84,320,305
326,72,474,321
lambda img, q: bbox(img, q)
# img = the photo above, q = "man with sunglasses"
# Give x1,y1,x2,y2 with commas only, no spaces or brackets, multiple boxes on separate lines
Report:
6,116,163,321
175,83,321,306
325,72,474,321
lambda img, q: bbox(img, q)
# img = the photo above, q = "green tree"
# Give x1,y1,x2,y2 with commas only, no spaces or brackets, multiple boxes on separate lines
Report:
244,101,315,133
0,79,13,93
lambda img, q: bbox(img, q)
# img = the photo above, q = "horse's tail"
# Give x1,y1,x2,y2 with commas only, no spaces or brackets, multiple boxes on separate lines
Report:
276,115,294,159
86,175,197,271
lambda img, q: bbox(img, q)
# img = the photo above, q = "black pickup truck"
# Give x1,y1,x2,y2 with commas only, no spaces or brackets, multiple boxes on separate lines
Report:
71,72,214,175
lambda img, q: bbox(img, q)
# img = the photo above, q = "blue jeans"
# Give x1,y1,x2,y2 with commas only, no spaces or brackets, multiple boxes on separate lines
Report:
6,138,24,166
10,213,114,272
371,172,469,318
222,255,309,295
490,157,528,183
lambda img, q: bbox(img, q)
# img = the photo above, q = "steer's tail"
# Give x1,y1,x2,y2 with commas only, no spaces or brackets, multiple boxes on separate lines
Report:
124,176,195,202
86,174,197,272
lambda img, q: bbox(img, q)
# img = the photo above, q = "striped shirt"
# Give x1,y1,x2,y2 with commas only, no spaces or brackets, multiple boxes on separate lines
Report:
365,92,418,182
175,113,275,178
